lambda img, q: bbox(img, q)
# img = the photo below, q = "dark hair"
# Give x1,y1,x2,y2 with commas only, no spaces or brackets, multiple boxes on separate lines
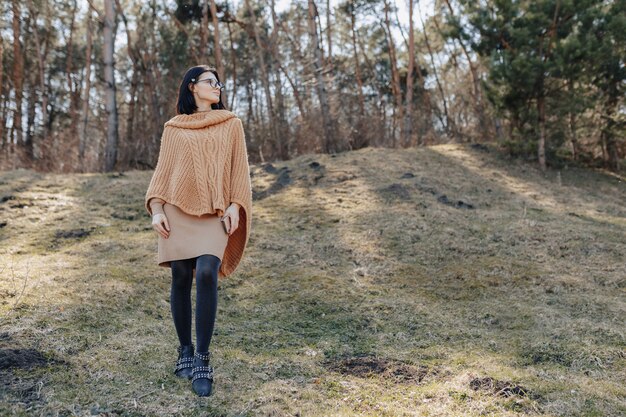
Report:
176,65,227,115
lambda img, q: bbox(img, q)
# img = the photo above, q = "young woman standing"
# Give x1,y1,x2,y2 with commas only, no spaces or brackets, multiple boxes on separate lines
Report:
145,65,252,397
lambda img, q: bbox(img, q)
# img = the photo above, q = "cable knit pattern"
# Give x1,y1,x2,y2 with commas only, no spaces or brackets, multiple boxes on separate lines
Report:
145,110,252,278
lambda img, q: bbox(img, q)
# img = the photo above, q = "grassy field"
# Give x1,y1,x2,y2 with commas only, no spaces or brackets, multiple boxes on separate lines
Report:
1,144,624,417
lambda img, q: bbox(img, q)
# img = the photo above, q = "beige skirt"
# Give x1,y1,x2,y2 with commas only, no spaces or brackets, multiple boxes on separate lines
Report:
157,203,229,268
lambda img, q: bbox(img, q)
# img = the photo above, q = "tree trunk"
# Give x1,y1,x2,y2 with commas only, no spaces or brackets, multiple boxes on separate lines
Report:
0,94,7,152
209,0,228,108
602,81,620,171
25,72,36,160
115,0,139,169
127,68,139,167
79,11,93,167
27,0,51,160
201,0,209,58
393,4,432,146
280,63,307,120
537,93,547,171
103,0,119,172
537,0,559,172
326,0,333,70
226,19,238,108
349,2,365,116
382,0,402,148
143,0,163,148
11,0,24,149
0,34,4,146
272,69,289,159
315,3,326,65
566,79,579,160
308,0,336,153
347,2,368,149
65,0,80,170
66,0,78,137
270,0,289,159
245,78,255,139
245,0,279,158
404,0,415,147
417,2,451,139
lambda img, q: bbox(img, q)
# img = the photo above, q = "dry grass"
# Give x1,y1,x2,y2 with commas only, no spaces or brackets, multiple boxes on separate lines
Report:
0,144,624,417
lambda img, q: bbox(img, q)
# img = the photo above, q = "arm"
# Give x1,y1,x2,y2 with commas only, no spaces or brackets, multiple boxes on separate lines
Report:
148,198,166,216
149,197,170,238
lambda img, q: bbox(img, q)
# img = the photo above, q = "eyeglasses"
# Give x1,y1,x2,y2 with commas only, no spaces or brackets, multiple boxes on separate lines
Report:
192,77,224,90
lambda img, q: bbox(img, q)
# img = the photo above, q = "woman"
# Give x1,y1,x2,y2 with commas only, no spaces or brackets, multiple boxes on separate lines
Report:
144,65,252,397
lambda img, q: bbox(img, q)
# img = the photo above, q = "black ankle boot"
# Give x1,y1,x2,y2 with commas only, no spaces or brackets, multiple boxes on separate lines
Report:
174,344,194,379
191,351,214,397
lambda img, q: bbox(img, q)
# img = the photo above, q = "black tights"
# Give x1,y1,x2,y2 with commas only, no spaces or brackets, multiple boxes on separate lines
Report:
169,254,221,353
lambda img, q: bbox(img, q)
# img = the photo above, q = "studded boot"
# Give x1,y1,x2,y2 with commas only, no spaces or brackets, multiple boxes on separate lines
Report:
174,344,194,379
191,351,214,397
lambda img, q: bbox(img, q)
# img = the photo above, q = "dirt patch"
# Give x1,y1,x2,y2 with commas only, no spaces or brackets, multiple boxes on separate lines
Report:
0,332,56,371
253,167,293,200
327,172,357,183
437,194,475,209
0,333,64,408
106,172,125,179
470,143,490,152
8,200,32,209
54,228,92,239
414,181,439,195
261,163,279,174
325,355,431,384
469,376,532,398
379,183,413,202
111,210,142,221
412,181,474,208
0,348,51,370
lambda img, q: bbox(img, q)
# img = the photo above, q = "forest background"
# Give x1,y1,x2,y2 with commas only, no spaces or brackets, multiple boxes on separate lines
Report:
0,0,624,174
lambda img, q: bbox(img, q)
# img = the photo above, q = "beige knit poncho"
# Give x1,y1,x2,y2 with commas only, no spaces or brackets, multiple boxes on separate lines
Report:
145,109,252,278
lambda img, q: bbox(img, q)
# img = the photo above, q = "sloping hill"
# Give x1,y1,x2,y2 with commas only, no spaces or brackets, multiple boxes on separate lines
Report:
1,144,624,416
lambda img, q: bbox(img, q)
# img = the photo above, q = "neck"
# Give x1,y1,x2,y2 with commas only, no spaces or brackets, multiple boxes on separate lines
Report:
195,99,213,113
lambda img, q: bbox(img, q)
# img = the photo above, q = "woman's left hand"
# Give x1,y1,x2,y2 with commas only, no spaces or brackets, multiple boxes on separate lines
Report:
222,203,240,236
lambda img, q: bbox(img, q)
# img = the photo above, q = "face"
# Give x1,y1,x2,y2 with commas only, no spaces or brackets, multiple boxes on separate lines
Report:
189,72,221,107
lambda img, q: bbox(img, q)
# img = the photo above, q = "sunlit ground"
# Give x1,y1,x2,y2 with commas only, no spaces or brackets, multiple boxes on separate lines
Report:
1,144,624,416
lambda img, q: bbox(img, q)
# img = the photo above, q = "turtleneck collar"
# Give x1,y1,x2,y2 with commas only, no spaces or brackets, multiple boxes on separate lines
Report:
165,109,237,129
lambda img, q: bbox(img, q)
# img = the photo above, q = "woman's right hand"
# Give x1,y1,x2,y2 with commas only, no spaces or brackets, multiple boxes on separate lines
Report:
152,213,170,239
